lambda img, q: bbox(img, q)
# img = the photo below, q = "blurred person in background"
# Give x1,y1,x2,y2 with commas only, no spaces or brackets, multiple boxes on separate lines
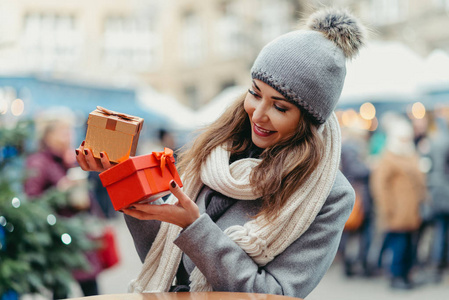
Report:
76,8,365,298
339,125,374,277
88,171,118,219
24,110,102,299
370,115,427,290
158,128,177,152
409,114,433,270
24,113,76,199
425,112,449,282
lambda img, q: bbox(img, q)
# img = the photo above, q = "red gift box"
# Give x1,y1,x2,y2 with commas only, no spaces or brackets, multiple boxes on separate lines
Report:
99,148,183,211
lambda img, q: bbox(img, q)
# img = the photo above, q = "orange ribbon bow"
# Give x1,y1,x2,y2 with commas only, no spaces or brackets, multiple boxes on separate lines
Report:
96,106,139,121
152,148,174,177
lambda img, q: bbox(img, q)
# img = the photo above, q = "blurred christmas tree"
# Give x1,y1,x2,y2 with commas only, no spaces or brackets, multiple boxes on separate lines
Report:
0,120,95,298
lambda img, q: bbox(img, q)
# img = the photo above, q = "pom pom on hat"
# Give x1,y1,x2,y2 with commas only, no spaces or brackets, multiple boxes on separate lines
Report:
307,8,365,59
251,7,367,124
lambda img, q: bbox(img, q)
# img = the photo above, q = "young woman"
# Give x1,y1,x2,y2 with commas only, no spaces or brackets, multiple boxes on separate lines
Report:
76,8,365,298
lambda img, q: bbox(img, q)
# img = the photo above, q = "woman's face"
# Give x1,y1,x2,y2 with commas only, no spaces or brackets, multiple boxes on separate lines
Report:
44,123,72,156
244,79,301,149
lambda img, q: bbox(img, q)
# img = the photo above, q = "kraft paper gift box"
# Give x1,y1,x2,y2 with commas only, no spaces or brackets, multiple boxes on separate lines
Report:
84,106,144,164
99,148,183,211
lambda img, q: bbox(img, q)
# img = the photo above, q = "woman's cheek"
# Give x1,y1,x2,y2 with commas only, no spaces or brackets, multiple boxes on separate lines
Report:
243,97,253,116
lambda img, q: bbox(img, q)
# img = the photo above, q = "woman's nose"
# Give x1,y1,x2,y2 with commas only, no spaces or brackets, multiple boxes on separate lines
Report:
252,101,269,123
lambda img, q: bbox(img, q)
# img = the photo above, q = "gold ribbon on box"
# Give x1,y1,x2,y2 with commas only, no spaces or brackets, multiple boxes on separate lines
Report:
96,106,139,121
152,148,174,177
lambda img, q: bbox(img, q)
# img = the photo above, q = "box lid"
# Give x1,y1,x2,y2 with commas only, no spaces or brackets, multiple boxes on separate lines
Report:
99,153,176,187
87,107,144,135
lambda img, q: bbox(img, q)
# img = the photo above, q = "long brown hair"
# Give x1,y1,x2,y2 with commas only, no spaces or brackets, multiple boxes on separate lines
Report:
176,92,324,219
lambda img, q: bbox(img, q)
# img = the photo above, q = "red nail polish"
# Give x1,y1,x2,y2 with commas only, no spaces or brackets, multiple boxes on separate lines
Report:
84,150,88,155
171,180,177,188
81,141,85,146
75,149,79,156
100,152,104,158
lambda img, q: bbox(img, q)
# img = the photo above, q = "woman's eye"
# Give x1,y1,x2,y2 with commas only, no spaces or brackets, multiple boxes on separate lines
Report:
275,105,287,113
248,89,261,98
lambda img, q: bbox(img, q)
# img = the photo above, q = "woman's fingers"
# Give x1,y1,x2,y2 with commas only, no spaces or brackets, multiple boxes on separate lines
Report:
169,181,190,205
75,141,90,171
122,185,200,228
83,147,102,171
100,151,112,170
75,141,112,172
130,203,170,215
169,180,200,215
122,206,160,220
122,204,180,224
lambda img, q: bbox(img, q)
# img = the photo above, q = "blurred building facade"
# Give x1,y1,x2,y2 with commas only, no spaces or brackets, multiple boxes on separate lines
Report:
0,0,448,109
348,0,449,56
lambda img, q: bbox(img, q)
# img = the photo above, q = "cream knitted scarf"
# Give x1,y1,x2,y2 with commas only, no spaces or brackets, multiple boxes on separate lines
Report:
129,113,341,293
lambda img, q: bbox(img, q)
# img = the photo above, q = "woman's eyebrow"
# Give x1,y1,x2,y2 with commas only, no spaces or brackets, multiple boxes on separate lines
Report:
252,80,261,91
272,96,287,101
252,80,288,102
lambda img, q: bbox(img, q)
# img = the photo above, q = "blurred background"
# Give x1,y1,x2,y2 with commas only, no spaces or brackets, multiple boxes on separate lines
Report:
1,0,449,299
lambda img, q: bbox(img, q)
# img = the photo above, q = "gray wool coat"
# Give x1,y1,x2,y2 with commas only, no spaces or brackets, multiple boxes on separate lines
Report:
125,170,354,299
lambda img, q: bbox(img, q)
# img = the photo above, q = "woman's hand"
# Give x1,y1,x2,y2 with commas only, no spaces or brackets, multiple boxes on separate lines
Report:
75,141,113,172
122,180,200,229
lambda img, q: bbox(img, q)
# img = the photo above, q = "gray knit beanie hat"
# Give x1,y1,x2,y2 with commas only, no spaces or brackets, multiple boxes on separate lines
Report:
251,8,366,124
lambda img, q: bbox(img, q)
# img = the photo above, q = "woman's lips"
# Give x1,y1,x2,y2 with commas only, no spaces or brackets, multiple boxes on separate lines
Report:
253,123,275,137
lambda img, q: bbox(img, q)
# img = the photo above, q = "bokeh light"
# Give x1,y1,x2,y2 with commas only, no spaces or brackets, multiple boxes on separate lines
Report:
11,98,25,116
11,197,21,208
369,117,379,131
341,109,358,127
61,233,72,245
358,117,372,130
47,214,57,226
359,102,376,120
412,102,426,119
